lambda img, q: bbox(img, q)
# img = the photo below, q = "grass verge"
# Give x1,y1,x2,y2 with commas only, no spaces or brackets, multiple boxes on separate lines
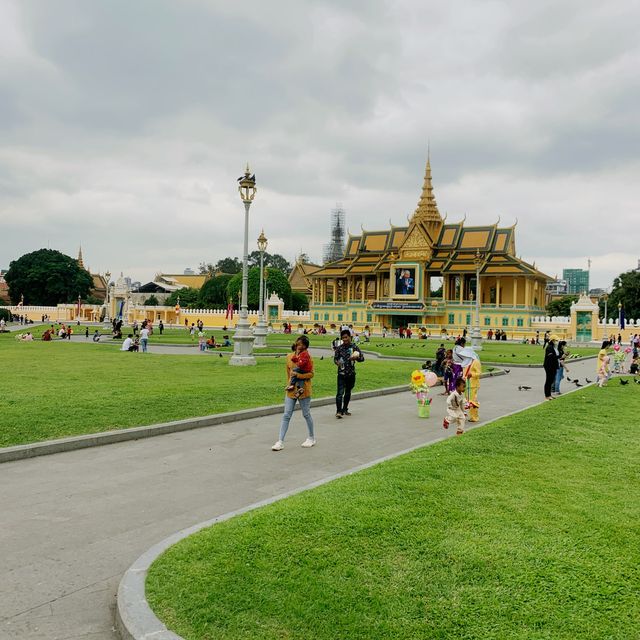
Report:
147,383,640,640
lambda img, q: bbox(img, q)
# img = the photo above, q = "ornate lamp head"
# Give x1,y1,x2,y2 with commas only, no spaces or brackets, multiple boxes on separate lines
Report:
473,249,484,269
257,229,268,252
237,163,257,203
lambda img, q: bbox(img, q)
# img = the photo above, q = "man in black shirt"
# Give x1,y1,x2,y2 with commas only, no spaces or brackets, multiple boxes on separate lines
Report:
333,329,365,418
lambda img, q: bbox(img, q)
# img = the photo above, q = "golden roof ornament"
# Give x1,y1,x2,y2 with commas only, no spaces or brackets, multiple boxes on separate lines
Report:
411,155,442,223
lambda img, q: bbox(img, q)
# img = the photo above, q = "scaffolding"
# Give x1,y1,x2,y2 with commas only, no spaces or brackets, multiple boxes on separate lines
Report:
322,204,346,264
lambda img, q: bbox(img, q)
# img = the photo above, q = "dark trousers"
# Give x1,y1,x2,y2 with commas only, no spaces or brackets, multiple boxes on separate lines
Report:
336,372,356,413
544,367,556,398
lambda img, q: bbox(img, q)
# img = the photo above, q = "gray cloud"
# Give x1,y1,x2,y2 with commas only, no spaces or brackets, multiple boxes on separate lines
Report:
0,0,638,289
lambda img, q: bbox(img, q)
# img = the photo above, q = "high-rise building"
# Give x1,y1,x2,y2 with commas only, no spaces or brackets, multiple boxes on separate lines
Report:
562,268,589,294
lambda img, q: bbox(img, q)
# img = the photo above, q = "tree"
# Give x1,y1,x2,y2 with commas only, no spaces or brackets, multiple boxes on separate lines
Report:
198,274,233,307
602,270,640,321
546,295,578,317
143,295,159,306
198,262,216,277
226,267,292,309
214,257,242,274
289,290,309,311
4,249,93,305
165,287,200,308
247,251,292,274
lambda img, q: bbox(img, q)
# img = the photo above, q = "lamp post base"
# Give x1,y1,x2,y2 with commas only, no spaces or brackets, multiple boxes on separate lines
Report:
253,318,268,348
229,316,257,366
470,326,483,351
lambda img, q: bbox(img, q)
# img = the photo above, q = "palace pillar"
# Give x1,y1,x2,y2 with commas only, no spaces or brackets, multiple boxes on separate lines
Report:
513,278,518,307
361,276,366,302
525,278,530,308
443,276,448,301
459,276,464,304
496,277,501,307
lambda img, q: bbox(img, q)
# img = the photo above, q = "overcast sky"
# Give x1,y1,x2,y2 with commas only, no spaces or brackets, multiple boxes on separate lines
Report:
1,0,638,288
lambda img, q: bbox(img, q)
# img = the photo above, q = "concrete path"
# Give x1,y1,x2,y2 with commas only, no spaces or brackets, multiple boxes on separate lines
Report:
0,359,597,639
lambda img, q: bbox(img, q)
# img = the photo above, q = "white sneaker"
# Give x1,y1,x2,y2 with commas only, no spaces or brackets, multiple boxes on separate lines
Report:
271,440,284,451
301,438,316,448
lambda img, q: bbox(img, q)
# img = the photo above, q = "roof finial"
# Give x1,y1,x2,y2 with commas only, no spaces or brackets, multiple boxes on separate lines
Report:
77,245,84,269
411,151,442,223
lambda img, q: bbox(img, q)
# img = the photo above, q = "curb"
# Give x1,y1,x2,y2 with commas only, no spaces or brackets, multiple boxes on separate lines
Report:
0,371,503,465
115,379,592,640
0,386,402,464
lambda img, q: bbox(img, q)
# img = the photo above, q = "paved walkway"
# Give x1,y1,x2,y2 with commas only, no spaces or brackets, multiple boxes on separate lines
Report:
0,359,597,639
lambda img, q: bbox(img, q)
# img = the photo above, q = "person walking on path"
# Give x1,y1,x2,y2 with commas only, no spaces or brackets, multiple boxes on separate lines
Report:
272,336,316,451
543,334,560,400
140,325,150,353
333,328,365,418
597,341,611,387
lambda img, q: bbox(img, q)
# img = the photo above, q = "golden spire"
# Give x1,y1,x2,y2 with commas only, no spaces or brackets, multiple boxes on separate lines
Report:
77,245,84,269
412,155,442,222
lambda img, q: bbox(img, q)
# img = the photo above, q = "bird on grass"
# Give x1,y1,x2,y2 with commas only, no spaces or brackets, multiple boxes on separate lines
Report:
635,379,640,385
620,379,629,385
512,354,516,357
527,355,531,358
486,367,495,372
320,355,324,360
219,353,223,358
518,385,531,391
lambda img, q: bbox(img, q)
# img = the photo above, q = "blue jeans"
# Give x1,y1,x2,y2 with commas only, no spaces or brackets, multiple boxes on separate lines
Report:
279,395,314,442
140,338,148,353
553,366,564,392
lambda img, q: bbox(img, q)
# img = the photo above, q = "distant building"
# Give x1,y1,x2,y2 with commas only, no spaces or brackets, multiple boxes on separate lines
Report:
0,270,9,303
183,267,195,275
546,279,568,297
562,268,589,295
589,288,606,297
288,256,321,298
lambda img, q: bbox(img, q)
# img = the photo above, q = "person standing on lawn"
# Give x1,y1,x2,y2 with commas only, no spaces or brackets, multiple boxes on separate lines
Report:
543,334,560,400
334,329,365,418
272,336,316,451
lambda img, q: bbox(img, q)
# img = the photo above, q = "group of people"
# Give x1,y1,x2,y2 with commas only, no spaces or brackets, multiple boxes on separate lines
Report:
121,319,152,352
486,329,508,341
596,340,639,386
271,329,366,451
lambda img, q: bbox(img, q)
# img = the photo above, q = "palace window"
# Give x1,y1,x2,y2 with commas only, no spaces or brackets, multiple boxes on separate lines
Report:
337,313,343,322
517,318,524,327
448,313,455,324
324,313,329,321
314,313,319,321
466,314,471,325
484,317,491,326
352,311,358,322
502,317,509,326
490,287,496,304
366,313,372,322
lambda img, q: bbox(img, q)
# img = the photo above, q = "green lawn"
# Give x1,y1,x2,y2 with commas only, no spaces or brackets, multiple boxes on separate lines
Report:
0,336,414,447
147,384,640,640
360,338,599,364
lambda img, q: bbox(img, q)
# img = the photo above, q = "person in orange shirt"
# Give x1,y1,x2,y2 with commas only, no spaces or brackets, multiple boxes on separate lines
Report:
272,336,315,451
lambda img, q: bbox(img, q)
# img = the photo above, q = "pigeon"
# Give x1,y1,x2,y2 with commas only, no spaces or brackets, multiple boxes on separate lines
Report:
518,385,531,391
574,381,583,387
219,353,223,358
585,378,592,383
527,355,531,358
486,367,495,372
512,354,516,357
320,356,324,360
566,377,574,383
635,379,640,385
620,379,629,385
504,369,510,374
275,354,281,358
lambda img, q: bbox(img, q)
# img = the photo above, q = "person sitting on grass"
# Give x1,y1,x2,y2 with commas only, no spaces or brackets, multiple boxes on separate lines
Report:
444,377,467,436
285,340,312,398
121,334,136,352
206,335,217,349
222,335,231,347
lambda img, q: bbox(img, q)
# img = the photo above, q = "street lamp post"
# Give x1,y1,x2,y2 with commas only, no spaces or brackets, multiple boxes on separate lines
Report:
470,250,483,351
229,164,258,366
254,229,268,348
104,271,111,322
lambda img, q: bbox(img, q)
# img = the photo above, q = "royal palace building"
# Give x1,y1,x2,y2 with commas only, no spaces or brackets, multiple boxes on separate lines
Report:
308,158,550,334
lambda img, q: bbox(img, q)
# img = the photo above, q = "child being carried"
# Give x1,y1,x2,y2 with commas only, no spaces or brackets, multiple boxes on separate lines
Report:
285,342,312,397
